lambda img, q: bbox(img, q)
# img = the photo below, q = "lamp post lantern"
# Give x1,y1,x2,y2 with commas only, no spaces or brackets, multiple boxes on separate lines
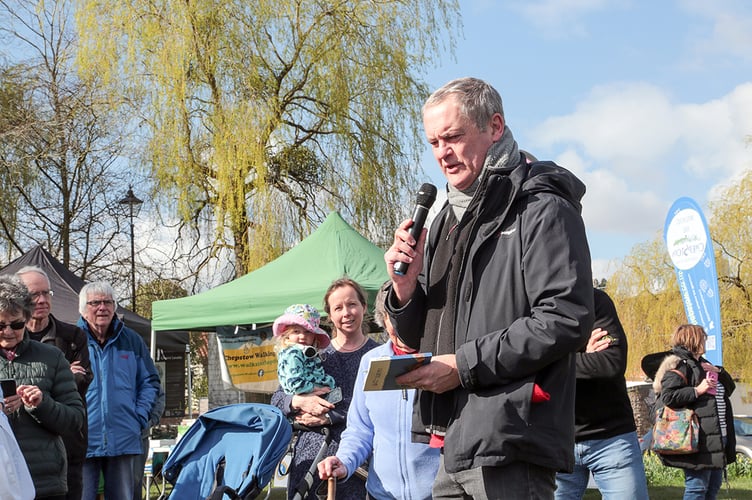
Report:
118,186,143,311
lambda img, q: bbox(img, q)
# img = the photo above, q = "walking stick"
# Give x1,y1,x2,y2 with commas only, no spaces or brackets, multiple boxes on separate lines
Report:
327,477,336,500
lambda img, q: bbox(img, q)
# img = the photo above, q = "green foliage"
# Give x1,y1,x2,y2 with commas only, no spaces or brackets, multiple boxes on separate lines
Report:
189,332,209,403
584,453,752,499
643,452,683,486
709,172,752,383
730,454,752,478
75,0,461,276
136,278,188,318
0,63,37,247
606,236,686,380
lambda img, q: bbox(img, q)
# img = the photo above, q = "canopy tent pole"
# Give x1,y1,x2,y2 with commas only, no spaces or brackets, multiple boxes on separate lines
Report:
186,343,193,417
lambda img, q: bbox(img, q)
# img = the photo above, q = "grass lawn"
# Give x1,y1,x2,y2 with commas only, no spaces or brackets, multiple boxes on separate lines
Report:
584,479,752,499
582,454,752,500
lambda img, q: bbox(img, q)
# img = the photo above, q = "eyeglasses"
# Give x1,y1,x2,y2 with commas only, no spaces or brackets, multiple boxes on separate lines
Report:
0,320,26,331
30,290,54,299
86,300,115,308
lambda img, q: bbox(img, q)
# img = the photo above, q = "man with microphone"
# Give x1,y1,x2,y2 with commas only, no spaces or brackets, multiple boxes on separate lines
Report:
384,77,594,499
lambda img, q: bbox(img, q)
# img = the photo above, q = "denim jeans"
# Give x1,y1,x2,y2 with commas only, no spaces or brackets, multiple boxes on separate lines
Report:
683,467,723,500
82,454,139,500
555,431,648,500
433,454,556,499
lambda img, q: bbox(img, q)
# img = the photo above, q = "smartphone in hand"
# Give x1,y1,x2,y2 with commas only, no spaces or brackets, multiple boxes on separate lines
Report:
1,379,16,397
706,370,718,395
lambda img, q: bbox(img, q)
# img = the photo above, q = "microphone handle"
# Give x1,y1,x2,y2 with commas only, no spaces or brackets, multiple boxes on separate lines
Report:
393,205,430,276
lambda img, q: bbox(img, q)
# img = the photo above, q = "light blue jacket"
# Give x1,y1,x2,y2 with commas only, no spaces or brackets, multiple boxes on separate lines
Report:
79,316,161,457
336,341,440,500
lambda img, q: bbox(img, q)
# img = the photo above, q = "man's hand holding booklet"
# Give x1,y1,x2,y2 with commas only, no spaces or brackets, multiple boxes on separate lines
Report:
363,352,432,391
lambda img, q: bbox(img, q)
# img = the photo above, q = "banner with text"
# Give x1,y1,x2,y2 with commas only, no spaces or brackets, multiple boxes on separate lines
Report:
664,197,722,365
216,325,279,393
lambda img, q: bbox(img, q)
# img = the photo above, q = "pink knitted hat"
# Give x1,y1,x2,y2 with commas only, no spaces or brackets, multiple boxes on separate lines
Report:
272,304,330,348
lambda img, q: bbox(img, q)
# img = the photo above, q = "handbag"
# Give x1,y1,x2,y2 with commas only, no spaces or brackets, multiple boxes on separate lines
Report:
651,369,700,455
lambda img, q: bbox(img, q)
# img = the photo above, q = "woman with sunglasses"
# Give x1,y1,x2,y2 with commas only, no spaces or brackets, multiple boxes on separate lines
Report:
0,274,85,499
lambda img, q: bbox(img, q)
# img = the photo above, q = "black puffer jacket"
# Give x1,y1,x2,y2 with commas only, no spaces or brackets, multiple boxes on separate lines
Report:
388,155,593,474
653,347,736,470
1,335,85,497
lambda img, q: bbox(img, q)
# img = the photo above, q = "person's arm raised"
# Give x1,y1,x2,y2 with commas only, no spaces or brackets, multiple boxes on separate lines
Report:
384,218,426,306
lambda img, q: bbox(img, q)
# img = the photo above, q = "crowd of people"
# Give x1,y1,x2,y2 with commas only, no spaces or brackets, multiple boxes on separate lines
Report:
0,270,162,500
1,75,737,500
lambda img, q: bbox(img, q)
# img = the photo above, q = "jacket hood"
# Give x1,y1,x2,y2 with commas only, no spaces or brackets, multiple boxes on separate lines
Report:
652,354,682,394
522,161,586,212
482,155,586,216
641,350,671,381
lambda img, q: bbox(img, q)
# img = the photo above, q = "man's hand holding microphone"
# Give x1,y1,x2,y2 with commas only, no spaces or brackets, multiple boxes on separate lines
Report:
385,183,437,307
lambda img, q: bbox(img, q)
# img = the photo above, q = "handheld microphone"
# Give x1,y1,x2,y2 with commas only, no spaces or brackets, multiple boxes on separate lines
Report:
394,183,438,276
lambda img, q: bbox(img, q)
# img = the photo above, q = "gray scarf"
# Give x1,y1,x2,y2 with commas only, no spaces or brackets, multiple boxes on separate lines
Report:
447,125,520,221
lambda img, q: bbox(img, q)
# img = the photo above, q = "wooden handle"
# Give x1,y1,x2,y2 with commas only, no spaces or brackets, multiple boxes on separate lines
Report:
327,477,336,500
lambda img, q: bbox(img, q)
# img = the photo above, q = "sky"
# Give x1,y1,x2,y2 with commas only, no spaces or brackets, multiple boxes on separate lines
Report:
418,0,752,280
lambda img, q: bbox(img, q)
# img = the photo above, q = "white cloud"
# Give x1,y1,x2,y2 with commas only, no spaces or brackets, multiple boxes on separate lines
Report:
556,149,666,235
530,81,752,240
676,83,752,179
679,0,752,65
592,258,620,280
533,82,680,181
507,0,622,36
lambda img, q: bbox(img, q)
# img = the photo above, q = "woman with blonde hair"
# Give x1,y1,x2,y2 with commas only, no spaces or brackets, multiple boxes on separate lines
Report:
271,277,379,499
651,324,736,500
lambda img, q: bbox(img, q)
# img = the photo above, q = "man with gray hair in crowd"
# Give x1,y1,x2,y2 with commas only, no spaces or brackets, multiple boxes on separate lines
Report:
17,266,92,500
76,281,161,500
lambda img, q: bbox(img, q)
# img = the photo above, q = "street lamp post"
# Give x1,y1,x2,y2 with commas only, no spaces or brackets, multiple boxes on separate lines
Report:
118,186,143,311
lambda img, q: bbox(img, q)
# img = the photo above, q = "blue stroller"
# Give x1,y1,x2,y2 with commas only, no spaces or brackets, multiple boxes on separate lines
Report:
159,403,292,500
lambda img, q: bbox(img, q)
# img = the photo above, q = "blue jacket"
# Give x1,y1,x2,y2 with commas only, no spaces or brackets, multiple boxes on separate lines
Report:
79,315,161,457
337,341,440,500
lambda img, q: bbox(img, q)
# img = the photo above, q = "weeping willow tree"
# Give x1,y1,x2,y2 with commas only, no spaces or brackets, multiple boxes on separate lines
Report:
607,236,685,380
709,170,752,383
75,0,460,276
0,64,31,254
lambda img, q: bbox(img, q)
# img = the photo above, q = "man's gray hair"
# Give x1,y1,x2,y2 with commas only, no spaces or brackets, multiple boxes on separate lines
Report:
79,281,118,315
423,77,504,132
16,265,50,283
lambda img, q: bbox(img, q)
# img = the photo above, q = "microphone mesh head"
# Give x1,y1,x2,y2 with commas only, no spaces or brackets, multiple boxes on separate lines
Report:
416,183,438,208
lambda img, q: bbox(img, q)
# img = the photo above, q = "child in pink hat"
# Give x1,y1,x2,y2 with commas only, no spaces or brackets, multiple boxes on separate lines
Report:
273,304,337,396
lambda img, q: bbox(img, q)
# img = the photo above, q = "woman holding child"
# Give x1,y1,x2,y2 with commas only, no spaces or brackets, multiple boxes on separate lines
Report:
271,277,379,499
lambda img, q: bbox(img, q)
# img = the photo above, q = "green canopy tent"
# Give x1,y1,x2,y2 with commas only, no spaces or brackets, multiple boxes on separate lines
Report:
151,211,390,334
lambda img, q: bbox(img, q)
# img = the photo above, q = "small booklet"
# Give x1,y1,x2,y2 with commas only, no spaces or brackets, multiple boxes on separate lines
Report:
363,352,432,391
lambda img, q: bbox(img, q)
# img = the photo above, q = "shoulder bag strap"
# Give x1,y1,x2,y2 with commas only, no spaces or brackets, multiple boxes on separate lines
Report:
670,368,689,385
